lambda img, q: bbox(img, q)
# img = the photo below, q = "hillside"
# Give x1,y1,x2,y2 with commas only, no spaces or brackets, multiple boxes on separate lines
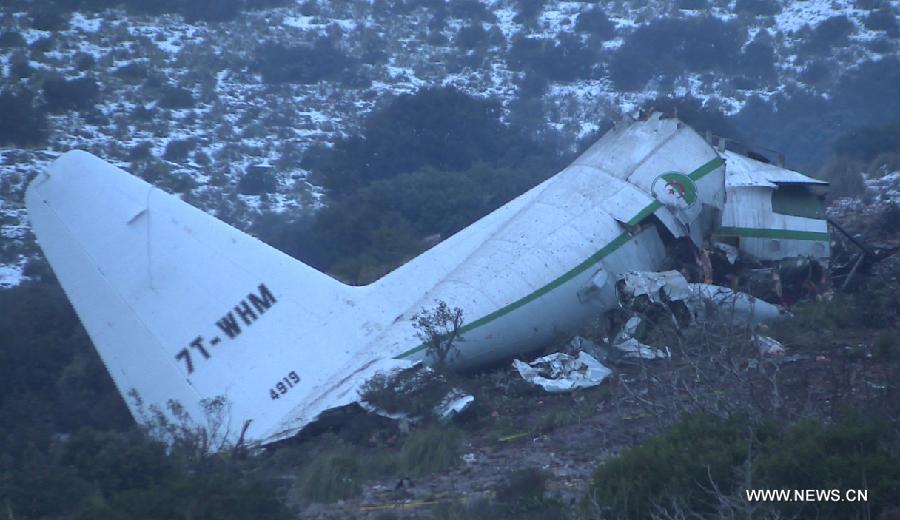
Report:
1,0,899,285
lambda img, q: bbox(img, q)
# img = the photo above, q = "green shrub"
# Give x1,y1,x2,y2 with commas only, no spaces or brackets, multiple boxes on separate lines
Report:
42,76,100,113
74,52,96,71
587,414,751,518
254,39,353,84
115,62,150,83
237,165,277,195
455,24,488,50
875,203,900,236
361,367,452,419
128,141,154,162
449,0,495,22
739,41,776,82
76,470,289,519
610,17,745,91
0,31,26,48
495,468,563,518
677,0,707,9
805,15,855,54
757,418,900,517
833,119,900,164
401,425,462,476
181,0,242,23
574,8,615,39
586,414,900,518
315,86,555,193
868,152,900,178
163,139,195,163
514,0,543,23
158,86,195,109
816,157,865,198
30,9,69,31
799,59,832,87
0,90,47,146
863,7,899,36
873,329,898,359
298,450,363,502
507,34,598,82
734,0,781,16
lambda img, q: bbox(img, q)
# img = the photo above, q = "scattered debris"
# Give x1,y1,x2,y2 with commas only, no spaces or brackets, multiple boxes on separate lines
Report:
361,364,472,425
613,337,672,360
358,400,414,425
434,390,475,423
753,334,785,356
712,241,739,264
561,335,611,362
685,283,786,325
617,270,691,304
395,477,414,490
513,352,612,392
615,269,787,326
612,317,671,359
497,432,529,442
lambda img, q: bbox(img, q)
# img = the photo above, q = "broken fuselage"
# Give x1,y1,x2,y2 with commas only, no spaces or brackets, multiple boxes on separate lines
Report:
379,113,829,369
26,113,829,445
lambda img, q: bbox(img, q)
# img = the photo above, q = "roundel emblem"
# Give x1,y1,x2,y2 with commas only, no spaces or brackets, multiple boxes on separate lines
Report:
651,172,698,210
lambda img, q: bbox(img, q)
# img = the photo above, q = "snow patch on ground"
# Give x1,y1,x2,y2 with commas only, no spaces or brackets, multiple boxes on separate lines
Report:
0,259,26,288
69,12,103,33
775,0,856,34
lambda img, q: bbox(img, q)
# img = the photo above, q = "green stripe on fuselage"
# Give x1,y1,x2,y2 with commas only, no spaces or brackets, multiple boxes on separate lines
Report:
715,226,828,241
627,201,662,226
395,156,725,359
689,157,724,181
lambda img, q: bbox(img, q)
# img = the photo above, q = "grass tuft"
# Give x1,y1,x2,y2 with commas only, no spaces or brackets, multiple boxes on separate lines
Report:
401,425,462,476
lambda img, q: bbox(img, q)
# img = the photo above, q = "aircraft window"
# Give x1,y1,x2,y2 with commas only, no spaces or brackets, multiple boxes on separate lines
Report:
771,185,825,219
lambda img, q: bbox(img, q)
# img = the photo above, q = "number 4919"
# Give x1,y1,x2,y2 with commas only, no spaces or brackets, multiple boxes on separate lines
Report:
269,371,300,400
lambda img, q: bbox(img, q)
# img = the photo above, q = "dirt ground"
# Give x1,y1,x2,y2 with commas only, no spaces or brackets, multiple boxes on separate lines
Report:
295,325,899,518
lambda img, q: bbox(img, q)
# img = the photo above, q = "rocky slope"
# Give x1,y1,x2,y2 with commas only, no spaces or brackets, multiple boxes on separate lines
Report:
1,0,898,285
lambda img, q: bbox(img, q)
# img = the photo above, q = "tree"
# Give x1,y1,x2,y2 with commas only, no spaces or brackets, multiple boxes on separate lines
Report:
42,76,100,113
0,90,47,146
609,17,744,91
254,38,353,84
413,301,465,367
316,87,515,193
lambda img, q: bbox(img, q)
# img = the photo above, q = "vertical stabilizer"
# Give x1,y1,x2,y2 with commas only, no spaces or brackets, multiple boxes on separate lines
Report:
26,151,396,445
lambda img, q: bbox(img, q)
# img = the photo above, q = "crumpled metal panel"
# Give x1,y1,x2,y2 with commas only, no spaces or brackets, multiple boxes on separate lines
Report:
724,150,827,187
513,352,612,392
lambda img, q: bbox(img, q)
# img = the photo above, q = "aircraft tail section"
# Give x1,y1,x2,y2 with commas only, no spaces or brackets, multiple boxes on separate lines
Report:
25,151,399,445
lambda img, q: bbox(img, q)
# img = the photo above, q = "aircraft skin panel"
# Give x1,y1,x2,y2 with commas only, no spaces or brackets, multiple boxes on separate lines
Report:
394,224,668,368
572,113,680,179
720,186,829,260
719,150,829,259
722,150,827,186
26,187,202,418
625,127,703,190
